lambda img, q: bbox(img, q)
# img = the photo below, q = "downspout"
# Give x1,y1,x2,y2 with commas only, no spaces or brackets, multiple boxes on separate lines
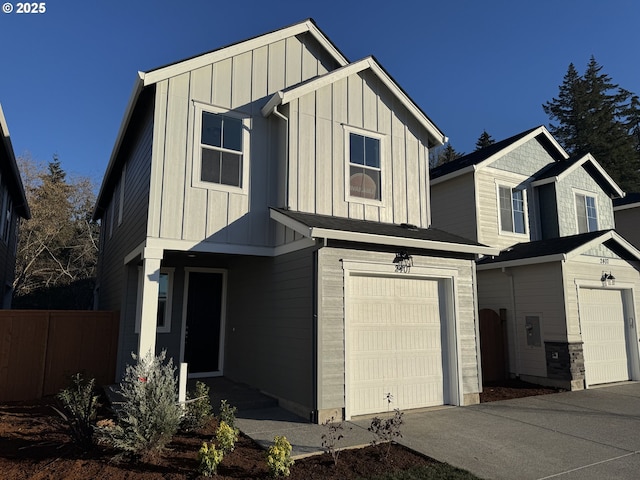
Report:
502,267,521,376
272,106,290,209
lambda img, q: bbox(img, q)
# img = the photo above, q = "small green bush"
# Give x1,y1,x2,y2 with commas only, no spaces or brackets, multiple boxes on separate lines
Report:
266,435,294,477
53,373,100,451
218,399,237,429
96,350,182,461
215,420,239,453
181,380,213,431
198,441,224,477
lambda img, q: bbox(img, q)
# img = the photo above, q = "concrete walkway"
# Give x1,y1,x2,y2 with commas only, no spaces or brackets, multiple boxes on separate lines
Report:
236,382,640,479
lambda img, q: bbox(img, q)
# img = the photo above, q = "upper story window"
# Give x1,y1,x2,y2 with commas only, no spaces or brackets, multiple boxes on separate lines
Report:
346,129,383,202
575,192,598,233
193,103,250,193
498,185,527,235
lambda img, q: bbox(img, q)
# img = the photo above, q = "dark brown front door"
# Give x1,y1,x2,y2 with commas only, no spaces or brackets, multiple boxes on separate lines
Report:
479,308,507,383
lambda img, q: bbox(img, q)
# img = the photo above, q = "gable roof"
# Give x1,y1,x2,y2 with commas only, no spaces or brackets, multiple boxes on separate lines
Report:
270,208,498,256
94,19,350,220
531,153,624,198
430,125,569,184
476,229,640,269
613,192,640,211
0,104,30,219
261,56,446,146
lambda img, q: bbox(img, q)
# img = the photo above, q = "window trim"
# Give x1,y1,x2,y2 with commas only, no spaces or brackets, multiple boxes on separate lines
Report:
495,182,529,237
343,125,385,206
192,102,250,194
573,189,599,234
135,267,174,334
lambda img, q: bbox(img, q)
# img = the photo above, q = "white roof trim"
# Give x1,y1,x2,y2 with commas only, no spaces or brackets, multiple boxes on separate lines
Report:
614,202,640,212
270,209,498,255
262,56,447,146
476,253,567,270
141,20,348,86
566,230,640,262
531,153,624,197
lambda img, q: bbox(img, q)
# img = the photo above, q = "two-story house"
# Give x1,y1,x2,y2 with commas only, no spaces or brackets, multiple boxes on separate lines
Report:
430,126,640,391
0,104,31,308
93,19,496,422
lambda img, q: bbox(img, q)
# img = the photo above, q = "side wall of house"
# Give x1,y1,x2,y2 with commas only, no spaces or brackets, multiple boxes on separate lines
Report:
285,69,431,228
97,100,154,376
148,32,339,248
615,207,640,249
317,246,479,413
556,167,616,237
430,172,477,242
0,172,20,308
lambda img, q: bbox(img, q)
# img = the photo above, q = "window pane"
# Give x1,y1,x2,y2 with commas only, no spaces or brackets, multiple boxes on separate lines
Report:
499,186,513,232
365,137,380,168
349,166,380,200
222,116,242,152
350,134,365,165
586,196,598,231
157,299,166,328
202,112,222,147
220,152,242,187
201,148,221,183
576,194,587,233
512,190,526,234
158,273,168,298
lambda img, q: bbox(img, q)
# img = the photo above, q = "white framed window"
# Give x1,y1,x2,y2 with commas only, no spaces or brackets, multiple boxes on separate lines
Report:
497,184,527,235
344,126,384,204
136,267,174,333
575,191,598,233
192,103,250,193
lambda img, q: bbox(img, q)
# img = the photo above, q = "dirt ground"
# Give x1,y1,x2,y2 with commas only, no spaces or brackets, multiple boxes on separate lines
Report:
0,381,561,479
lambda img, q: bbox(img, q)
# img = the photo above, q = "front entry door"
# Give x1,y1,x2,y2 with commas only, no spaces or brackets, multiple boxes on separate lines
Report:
183,270,225,377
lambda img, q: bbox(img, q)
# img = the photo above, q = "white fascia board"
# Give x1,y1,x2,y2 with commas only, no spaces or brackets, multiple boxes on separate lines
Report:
142,21,348,87
476,253,567,270
564,230,640,262
93,73,145,219
580,153,625,198
145,237,274,257
614,202,640,212
310,227,498,255
269,209,314,237
530,176,557,187
0,103,10,139
429,164,476,186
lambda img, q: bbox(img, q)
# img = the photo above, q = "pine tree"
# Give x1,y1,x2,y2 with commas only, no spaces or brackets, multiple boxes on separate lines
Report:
543,57,640,191
429,143,464,168
475,130,495,150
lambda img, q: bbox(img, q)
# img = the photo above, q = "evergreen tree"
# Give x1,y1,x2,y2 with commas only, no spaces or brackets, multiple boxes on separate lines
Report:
429,143,464,168
543,57,640,191
475,130,495,150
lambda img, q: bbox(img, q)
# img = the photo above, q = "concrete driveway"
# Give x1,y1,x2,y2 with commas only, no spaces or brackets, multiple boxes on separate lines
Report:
365,382,640,479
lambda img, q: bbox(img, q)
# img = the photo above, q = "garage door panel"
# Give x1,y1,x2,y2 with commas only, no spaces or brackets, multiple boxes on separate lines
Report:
347,275,445,417
580,288,630,386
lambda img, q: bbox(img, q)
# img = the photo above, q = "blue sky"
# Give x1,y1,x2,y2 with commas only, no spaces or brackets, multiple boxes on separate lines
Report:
1,0,638,185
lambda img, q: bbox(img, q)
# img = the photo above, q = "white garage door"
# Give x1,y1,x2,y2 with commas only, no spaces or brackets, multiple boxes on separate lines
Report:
580,288,630,386
346,275,445,417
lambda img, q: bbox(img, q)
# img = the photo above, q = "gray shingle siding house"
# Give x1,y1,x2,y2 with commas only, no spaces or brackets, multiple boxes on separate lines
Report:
93,19,496,422
430,126,640,391
0,104,31,308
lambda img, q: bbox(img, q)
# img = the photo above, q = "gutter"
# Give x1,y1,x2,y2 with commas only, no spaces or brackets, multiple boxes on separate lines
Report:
271,106,290,209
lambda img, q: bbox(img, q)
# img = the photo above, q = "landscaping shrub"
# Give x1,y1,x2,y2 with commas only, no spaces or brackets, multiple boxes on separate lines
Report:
218,399,237,428
198,441,224,477
266,435,294,477
96,350,182,461
53,372,100,451
369,408,404,460
181,380,213,431
321,416,347,466
216,420,239,453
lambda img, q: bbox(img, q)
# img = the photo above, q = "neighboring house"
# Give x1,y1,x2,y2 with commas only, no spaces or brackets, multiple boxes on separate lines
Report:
430,126,640,391
613,193,640,249
93,19,497,422
0,104,30,308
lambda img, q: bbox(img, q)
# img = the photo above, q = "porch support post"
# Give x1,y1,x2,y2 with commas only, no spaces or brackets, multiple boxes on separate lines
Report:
137,248,164,359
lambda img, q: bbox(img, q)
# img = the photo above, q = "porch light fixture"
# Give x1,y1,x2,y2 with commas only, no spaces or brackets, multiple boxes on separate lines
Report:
393,250,413,273
600,271,616,287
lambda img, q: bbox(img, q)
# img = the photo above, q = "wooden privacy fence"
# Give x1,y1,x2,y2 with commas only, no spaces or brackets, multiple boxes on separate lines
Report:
0,310,119,402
